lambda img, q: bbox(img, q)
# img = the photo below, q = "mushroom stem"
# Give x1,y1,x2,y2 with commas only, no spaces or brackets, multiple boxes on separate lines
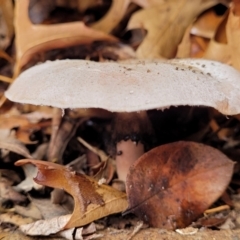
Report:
111,111,154,182
116,140,144,182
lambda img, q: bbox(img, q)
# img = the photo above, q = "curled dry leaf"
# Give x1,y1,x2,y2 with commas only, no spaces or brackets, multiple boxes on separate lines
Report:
14,0,116,75
125,141,234,229
203,12,230,63
127,0,221,58
14,164,43,192
15,159,128,229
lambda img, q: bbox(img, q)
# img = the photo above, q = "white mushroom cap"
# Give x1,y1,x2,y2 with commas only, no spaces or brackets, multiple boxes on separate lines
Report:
5,59,240,115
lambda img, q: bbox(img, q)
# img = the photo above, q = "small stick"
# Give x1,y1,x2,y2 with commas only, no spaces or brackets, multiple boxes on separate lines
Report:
0,75,13,83
77,137,108,162
126,221,144,240
204,205,230,216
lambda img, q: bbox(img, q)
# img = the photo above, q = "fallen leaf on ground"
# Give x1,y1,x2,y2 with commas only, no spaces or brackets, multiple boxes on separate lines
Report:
0,0,14,50
125,141,234,229
0,136,33,159
203,12,230,63
127,0,221,58
14,0,116,76
0,212,33,226
15,159,128,230
30,197,72,219
19,214,71,236
226,7,240,70
191,7,225,39
20,216,97,239
0,178,27,203
15,202,42,220
14,164,43,192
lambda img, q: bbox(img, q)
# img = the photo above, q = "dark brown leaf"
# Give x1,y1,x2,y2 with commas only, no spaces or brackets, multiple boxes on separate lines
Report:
125,141,234,229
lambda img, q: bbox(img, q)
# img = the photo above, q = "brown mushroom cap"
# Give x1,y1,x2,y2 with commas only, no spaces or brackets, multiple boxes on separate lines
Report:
5,59,240,115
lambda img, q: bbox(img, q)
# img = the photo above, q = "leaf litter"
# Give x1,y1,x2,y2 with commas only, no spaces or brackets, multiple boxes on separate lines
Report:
0,0,240,239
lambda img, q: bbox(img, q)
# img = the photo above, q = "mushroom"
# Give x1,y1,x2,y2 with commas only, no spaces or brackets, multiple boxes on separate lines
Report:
5,59,240,181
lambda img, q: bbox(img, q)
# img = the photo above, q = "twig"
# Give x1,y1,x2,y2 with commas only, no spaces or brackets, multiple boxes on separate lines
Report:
126,221,143,240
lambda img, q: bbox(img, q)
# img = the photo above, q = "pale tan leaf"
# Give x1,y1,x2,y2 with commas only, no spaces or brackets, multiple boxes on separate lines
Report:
191,7,226,39
15,203,43,220
31,197,71,219
0,179,26,203
176,24,192,58
226,8,240,70
204,12,230,63
127,0,222,59
0,212,34,226
0,0,14,50
19,214,72,235
91,0,130,33
14,164,42,192
0,137,33,158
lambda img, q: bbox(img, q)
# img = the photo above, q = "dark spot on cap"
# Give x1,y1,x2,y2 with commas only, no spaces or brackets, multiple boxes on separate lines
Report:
117,150,122,156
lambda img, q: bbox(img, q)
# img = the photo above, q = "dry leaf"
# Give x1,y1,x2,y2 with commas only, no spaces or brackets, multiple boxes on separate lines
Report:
30,197,71,219
14,164,43,192
191,7,226,39
78,137,115,183
0,136,33,158
176,24,192,58
20,216,95,239
15,159,128,229
127,0,222,58
14,0,116,75
91,0,131,33
19,214,78,236
0,114,51,144
204,12,230,63
47,110,85,162
15,202,43,220
0,212,33,226
125,141,234,229
0,178,27,203
0,0,14,50
226,7,240,70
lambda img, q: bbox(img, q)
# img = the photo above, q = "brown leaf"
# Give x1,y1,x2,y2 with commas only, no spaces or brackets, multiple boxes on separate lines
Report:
127,0,221,58
91,0,131,33
125,141,234,229
0,0,14,50
0,212,33,226
15,159,128,229
47,110,86,163
226,7,240,70
191,7,225,39
14,0,116,76
203,12,230,63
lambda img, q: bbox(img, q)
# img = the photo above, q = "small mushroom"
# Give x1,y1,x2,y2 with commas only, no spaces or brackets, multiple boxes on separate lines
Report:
5,59,240,181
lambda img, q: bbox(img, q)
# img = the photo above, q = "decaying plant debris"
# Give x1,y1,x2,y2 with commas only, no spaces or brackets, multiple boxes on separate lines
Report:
0,0,240,239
